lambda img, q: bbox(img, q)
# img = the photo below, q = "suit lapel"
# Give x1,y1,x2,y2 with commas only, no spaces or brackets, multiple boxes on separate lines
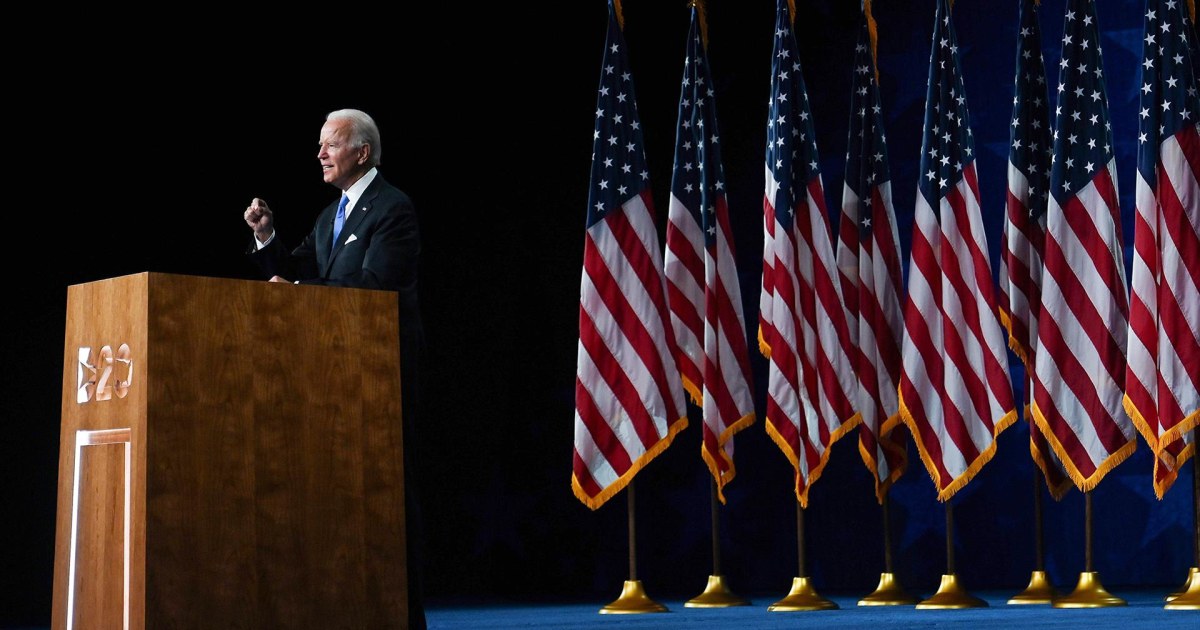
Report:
324,175,384,274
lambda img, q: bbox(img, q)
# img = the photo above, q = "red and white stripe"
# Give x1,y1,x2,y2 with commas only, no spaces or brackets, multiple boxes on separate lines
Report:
763,168,861,508
1000,157,1072,500
999,163,1044,369
837,179,908,502
1126,128,1200,498
573,190,688,510
1030,159,1136,490
760,207,778,358
665,193,756,502
899,163,1017,501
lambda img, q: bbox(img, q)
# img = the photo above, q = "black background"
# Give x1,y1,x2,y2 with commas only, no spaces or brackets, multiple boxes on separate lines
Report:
3,1,1194,624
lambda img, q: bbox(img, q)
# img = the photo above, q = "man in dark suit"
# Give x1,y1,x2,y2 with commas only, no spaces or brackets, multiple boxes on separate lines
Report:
244,108,426,630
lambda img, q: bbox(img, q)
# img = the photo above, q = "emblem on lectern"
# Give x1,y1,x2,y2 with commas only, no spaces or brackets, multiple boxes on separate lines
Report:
77,344,133,403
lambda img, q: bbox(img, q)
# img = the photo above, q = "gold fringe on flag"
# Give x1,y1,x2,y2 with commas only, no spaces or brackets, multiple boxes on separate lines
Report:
1027,404,1073,501
694,0,709,51
572,414,689,510
897,390,1019,501
998,308,1033,369
766,410,863,508
1190,0,1197,25
613,0,624,30
704,410,756,503
788,0,796,26
1028,402,1137,494
1124,394,1200,499
860,420,910,503
864,0,880,85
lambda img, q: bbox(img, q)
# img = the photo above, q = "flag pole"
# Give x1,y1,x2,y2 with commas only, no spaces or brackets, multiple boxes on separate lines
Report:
858,495,918,605
685,480,750,607
841,0,916,608
1165,428,1200,609
1009,375,1060,604
769,501,837,611
1009,469,1058,604
1010,379,1058,605
600,481,667,613
586,0,684,614
671,0,752,607
916,500,987,608
1052,491,1126,607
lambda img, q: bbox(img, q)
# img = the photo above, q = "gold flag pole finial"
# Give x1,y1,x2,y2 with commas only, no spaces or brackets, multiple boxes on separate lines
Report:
864,0,880,85
613,0,624,31
693,0,709,51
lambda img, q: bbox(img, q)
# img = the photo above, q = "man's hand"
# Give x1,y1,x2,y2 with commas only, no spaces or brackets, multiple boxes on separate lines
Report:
244,198,275,244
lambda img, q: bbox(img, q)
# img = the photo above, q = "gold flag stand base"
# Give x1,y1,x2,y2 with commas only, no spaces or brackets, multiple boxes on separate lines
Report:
684,574,751,608
1052,571,1126,608
1166,567,1199,602
599,580,668,614
1007,570,1058,605
916,574,988,609
768,577,839,611
858,572,919,606
1165,567,1200,610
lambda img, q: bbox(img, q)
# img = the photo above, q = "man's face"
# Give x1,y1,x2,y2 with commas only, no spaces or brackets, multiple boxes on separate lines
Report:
318,119,367,190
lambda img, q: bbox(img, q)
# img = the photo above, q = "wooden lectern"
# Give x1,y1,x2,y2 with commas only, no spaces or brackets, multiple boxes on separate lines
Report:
52,272,409,629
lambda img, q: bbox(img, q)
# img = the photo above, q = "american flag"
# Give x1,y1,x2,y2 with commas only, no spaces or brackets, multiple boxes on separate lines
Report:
664,4,756,503
1030,0,1136,491
897,0,1016,502
998,0,1071,500
834,10,908,503
761,0,861,508
1126,0,1200,499
572,0,688,511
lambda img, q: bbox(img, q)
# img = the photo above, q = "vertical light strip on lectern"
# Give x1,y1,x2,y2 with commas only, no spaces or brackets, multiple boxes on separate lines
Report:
67,428,131,630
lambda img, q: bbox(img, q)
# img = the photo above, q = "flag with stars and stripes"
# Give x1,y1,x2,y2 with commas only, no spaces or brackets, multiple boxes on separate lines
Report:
664,4,756,503
1126,0,1200,499
760,0,861,508
1030,0,1136,492
834,7,909,503
897,0,1017,502
998,0,1072,501
573,0,687,511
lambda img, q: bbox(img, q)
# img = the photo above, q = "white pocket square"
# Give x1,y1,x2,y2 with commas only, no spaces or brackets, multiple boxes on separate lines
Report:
345,234,358,244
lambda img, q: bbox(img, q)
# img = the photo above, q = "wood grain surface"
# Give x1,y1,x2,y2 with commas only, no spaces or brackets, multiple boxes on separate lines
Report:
53,272,407,629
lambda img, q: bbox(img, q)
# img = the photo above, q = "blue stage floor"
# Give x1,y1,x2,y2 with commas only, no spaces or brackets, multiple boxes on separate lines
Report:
426,589,1196,629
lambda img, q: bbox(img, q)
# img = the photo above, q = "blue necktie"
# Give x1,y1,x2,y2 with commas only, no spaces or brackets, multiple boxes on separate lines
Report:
331,194,348,255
